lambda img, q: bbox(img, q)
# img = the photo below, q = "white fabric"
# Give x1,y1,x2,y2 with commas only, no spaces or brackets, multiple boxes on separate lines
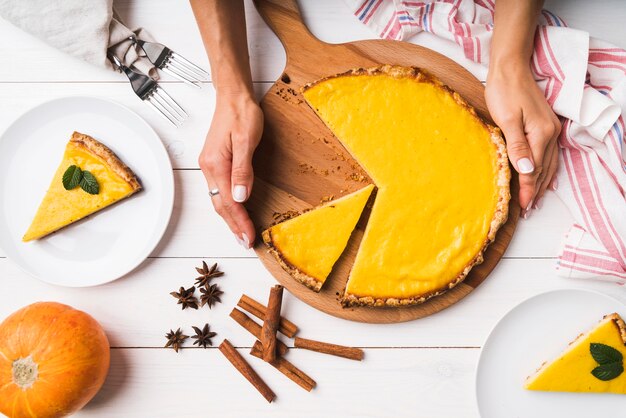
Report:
0,0,156,76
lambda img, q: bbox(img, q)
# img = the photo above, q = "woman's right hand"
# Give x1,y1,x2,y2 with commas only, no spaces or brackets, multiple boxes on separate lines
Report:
485,62,561,218
487,0,560,218
198,91,263,248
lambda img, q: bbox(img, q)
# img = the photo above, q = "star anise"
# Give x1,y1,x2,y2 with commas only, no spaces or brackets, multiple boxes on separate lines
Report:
199,283,223,309
170,286,199,310
165,328,189,352
195,261,224,288
191,323,217,348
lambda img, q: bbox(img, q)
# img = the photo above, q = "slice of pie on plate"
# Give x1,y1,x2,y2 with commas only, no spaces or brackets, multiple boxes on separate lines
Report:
22,131,142,242
525,313,626,394
262,184,374,292
302,65,510,307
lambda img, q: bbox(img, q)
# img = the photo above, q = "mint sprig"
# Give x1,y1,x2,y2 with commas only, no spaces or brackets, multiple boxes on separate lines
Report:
79,170,99,195
61,165,99,195
591,342,623,365
592,362,624,381
62,165,83,190
590,342,624,381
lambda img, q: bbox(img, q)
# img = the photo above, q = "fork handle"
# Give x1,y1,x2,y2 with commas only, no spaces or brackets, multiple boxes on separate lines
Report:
118,64,155,100
135,39,170,67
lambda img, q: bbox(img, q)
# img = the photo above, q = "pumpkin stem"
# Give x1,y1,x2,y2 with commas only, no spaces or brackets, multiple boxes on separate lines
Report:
12,356,38,390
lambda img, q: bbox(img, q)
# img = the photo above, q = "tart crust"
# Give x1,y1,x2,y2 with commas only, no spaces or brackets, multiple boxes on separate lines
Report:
70,131,142,192
303,65,511,308
262,229,324,292
607,312,626,345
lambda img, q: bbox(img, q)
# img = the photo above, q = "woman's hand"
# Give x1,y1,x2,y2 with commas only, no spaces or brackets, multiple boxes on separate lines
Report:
486,63,561,218
190,0,262,247
198,92,263,248
487,0,559,218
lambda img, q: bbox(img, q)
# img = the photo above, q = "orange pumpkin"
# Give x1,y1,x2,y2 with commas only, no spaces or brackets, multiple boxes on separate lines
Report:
0,302,110,418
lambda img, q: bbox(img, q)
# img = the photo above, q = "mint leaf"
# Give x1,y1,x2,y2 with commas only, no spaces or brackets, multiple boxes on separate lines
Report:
590,342,624,381
591,362,624,381
79,170,99,195
590,342,623,365
62,165,83,190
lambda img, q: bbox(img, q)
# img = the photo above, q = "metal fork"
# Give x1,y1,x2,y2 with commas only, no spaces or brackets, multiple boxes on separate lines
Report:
109,54,187,127
131,37,209,88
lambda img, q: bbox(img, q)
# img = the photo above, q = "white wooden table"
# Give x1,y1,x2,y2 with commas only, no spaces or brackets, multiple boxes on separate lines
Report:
1,1,625,417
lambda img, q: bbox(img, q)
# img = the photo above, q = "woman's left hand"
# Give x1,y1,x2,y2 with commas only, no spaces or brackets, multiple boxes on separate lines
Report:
198,91,263,248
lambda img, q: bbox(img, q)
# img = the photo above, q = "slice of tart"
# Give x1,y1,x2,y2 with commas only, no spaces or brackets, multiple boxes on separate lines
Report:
525,313,626,394
302,65,510,307
262,185,374,292
23,132,142,241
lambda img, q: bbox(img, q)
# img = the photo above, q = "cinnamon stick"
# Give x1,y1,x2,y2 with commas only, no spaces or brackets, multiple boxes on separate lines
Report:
229,308,288,356
294,337,364,361
260,285,284,362
238,294,298,338
250,340,316,392
218,339,276,403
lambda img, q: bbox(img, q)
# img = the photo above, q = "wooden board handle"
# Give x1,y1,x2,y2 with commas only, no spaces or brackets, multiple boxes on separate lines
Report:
253,0,323,59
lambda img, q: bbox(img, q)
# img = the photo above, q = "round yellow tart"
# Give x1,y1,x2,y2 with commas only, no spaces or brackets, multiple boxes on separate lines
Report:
264,65,510,307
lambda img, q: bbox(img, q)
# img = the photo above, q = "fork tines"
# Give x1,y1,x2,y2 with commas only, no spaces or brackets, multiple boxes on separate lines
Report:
162,52,210,87
110,52,188,128
146,86,188,127
134,38,210,88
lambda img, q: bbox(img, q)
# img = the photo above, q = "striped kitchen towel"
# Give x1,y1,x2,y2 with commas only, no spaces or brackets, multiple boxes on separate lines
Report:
346,0,626,282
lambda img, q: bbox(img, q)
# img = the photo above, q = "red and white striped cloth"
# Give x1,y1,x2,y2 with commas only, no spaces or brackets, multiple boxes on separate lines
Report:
346,0,626,282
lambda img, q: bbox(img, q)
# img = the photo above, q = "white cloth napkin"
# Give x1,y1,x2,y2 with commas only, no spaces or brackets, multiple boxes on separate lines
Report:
0,0,156,76
345,0,626,282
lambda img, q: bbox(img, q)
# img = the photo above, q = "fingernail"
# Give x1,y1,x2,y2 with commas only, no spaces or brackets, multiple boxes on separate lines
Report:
534,199,542,210
242,233,251,249
551,178,558,191
523,200,533,220
517,158,534,174
235,235,245,247
233,185,248,203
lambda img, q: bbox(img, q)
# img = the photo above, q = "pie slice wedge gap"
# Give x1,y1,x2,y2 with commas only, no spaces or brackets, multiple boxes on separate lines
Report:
262,184,375,292
23,132,142,242
525,313,626,394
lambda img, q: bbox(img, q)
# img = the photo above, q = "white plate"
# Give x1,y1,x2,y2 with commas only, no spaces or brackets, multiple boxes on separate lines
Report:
0,96,174,287
476,289,626,418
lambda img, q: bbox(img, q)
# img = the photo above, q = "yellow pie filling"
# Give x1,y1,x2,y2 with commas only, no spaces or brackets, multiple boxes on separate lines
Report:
263,185,374,291
23,134,140,242
302,67,507,304
526,314,626,394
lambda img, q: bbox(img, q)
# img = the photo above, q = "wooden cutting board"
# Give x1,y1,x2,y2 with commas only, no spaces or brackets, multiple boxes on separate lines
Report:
247,0,520,323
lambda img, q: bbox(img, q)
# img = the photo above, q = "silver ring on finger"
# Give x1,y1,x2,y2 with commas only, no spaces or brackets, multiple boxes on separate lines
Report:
209,188,220,197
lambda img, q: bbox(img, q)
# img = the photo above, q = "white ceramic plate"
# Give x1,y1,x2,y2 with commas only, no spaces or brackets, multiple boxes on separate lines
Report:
0,96,174,287
476,288,626,418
